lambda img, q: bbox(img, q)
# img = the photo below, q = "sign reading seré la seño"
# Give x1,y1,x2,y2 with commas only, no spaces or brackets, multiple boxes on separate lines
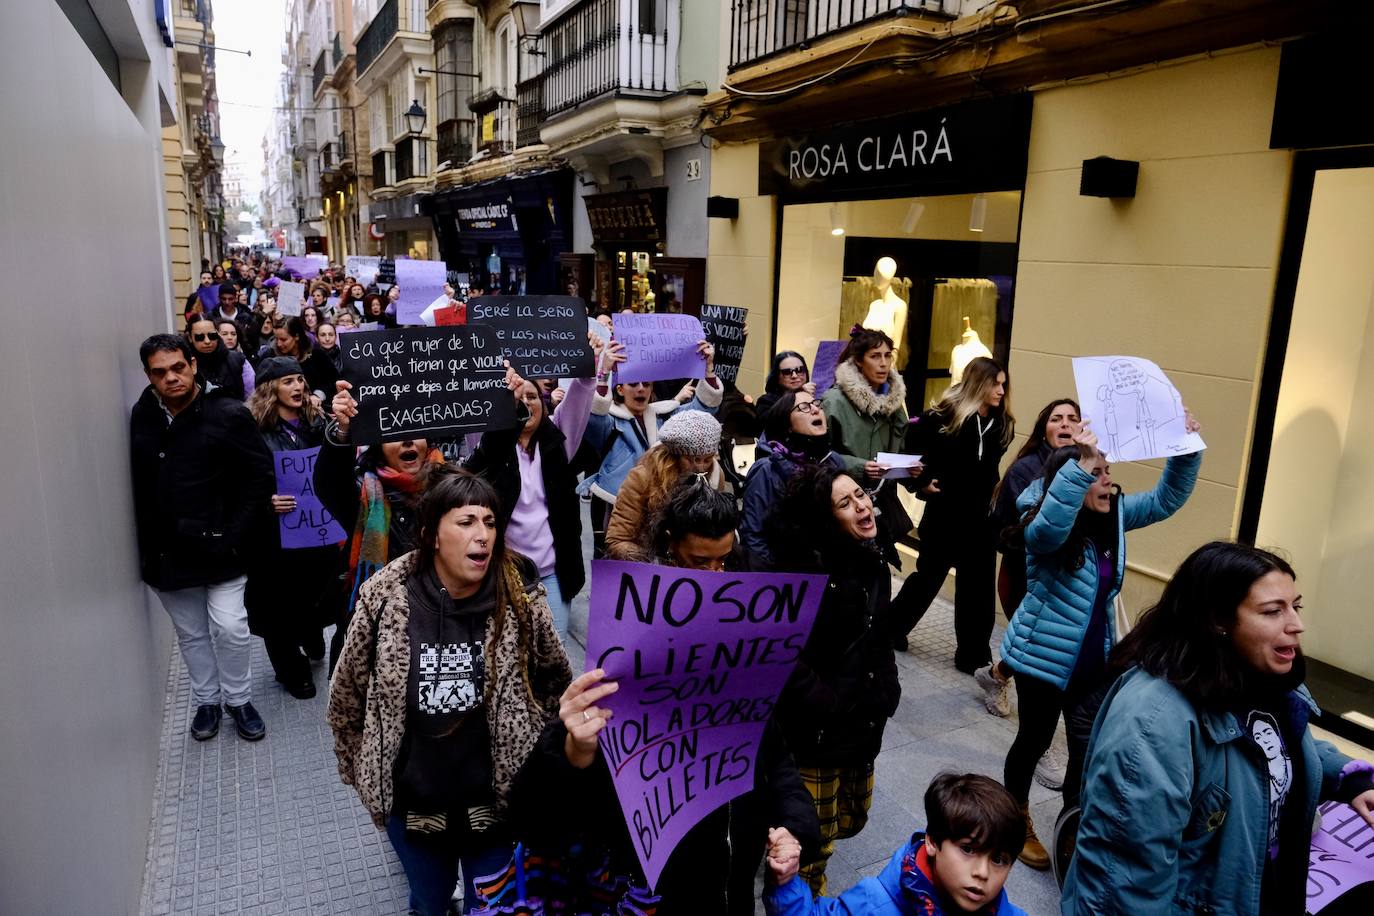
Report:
759,95,1032,200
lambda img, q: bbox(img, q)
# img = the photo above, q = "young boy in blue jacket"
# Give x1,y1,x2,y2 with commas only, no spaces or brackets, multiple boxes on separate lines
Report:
764,773,1028,915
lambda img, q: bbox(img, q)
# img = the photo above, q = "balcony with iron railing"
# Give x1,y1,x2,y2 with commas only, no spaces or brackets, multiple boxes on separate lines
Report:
312,50,327,96
338,131,353,167
539,0,678,120
728,0,956,71
356,0,429,78
437,118,474,169
516,77,543,149
320,142,336,174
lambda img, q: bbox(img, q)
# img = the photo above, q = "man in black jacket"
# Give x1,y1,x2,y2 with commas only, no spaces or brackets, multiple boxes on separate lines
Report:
130,334,274,741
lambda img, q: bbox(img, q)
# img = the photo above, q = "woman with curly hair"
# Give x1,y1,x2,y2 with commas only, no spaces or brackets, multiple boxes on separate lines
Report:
328,468,572,915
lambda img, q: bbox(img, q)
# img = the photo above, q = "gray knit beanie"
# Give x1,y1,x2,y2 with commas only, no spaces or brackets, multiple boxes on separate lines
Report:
657,410,722,457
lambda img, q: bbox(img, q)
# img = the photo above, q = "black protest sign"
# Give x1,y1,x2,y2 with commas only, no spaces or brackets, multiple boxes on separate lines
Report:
465,295,596,379
699,304,748,384
341,326,516,442
377,256,397,286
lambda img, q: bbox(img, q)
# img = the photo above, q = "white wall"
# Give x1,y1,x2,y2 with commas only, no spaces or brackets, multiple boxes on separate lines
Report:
0,3,177,912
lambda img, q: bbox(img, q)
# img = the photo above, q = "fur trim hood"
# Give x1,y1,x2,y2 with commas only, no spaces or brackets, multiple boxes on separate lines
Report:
833,359,907,418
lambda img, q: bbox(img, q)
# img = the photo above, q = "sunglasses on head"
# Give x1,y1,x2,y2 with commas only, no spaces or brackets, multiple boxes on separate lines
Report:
193,332,220,342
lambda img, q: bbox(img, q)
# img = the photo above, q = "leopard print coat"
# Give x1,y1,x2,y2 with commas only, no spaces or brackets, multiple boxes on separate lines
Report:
326,551,573,828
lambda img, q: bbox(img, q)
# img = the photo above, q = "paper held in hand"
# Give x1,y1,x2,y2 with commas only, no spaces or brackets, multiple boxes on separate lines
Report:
1071,355,1206,463
875,452,923,480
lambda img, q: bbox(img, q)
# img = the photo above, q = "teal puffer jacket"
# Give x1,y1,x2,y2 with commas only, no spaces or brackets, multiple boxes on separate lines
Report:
999,451,1200,689
1063,668,1358,915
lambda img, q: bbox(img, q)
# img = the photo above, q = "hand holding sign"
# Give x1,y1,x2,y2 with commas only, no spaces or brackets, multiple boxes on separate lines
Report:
559,669,620,769
273,447,347,548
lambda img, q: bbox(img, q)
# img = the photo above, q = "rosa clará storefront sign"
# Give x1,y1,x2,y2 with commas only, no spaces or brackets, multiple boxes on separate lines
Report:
759,94,1033,200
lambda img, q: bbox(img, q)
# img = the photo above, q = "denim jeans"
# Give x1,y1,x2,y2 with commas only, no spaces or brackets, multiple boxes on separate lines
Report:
155,575,252,706
540,572,571,641
385,816,513,915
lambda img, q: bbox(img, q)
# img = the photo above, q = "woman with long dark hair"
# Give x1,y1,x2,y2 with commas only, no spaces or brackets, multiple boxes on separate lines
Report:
975,398,1081,717
186,316,252,400
996,420,1200,869
769,464,902,894
756,350,814,420
328,469,572,915
1063,542,1374,914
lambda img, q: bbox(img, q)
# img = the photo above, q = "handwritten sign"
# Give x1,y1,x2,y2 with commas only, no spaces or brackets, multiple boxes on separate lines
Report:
341,326,517,442
613,313,706,384
276,281,306,317
273,447,347,548
394,259,448,326
1072,355,1206,463
196,285,219,313
583,560,825,889
282,255,327,278
699,305,748,385
345,256,380,284
466,296,596,379
812,339,845,397
1309,801,1374,913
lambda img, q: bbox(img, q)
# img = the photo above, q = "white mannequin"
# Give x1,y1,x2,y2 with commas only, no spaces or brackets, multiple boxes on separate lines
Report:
862,256,907,359
950,316,992,383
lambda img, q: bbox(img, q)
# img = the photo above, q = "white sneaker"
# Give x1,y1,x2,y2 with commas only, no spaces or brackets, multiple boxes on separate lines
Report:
974,664,1011,717
1035,753,1067,791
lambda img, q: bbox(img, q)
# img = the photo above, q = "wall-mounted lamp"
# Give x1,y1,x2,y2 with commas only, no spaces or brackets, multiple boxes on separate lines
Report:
901,201,925,234
968,193,987,233
404,100,427,135
510,1,546,56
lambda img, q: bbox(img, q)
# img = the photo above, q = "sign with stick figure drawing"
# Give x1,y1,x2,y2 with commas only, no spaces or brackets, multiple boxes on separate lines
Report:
1071,356,1206,462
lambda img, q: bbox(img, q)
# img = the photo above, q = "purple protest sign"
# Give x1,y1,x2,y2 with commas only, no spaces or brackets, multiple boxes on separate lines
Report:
613,313,706,384
273,447,347,549
394,259,448,326
197,284,219,313
1308,801,1374,913
812,340,845,397
281,255,323,279
583,560,825,889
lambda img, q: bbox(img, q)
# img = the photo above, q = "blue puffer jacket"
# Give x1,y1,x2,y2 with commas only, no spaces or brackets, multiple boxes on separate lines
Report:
1063,668,1367,915
999,451,1200,689
766,831,1027,915
577,381,721,503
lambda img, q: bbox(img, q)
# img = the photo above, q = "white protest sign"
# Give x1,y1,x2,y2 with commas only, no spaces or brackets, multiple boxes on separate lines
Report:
276,281,306,317
875,452,923,480
345,256,381,284
1071,355,1205,463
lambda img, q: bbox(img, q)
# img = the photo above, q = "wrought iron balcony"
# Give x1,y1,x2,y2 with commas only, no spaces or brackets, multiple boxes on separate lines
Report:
539,0,678,119
437,118,474,168
356,0,397,77
516,77,543,148
728,0,955,71
312,50,327,96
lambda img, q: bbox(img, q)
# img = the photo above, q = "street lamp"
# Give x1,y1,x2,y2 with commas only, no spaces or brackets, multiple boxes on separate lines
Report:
510,1,545,55
404,100,426,135
210,135,226,166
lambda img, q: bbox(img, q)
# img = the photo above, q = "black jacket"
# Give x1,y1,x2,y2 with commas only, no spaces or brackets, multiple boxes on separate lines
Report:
463,417,586,600
508,716,820,915
194,343,247,401
130,384,274,590
908,407,1008,535
776,537,900,766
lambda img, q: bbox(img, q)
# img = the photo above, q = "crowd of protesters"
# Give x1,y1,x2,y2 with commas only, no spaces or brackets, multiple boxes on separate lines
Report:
131,252,1374,916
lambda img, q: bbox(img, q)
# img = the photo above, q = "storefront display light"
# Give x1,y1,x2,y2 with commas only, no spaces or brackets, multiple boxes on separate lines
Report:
829,203,845,236
969,193,987,233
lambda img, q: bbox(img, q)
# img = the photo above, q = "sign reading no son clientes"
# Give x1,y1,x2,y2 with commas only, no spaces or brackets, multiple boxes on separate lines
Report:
583,560,825,889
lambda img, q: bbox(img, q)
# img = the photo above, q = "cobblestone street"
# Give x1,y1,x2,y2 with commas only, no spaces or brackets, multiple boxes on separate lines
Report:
141,553,1065,915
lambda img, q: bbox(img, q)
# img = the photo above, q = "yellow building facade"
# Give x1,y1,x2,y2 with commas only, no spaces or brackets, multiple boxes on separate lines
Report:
703,4,1372,732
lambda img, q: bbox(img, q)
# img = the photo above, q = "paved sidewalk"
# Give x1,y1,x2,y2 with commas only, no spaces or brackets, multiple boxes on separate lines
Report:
142,588,1064,916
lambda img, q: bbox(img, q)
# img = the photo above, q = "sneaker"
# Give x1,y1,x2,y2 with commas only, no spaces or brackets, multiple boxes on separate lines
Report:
974,664,1011,717
225,702,266,741
1035,754,1067,791
190,704,221,741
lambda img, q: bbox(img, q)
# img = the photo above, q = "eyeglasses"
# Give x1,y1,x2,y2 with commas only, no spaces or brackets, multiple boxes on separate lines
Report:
779,366,807,377
791,400,822,414
193,332,220,342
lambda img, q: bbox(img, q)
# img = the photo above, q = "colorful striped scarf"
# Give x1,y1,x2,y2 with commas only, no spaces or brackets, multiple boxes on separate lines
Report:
344,452,442,614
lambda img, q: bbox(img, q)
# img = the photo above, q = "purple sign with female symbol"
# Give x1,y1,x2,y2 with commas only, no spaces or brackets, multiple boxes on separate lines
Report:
583,560,825,889
273,447,347,548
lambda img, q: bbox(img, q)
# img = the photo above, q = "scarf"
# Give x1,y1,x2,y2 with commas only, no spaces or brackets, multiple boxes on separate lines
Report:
344,453,440,613
781,429,832,463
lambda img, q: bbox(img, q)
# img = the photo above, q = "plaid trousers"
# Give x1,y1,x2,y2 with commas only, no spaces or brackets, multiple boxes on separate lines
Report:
797,763,876,896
